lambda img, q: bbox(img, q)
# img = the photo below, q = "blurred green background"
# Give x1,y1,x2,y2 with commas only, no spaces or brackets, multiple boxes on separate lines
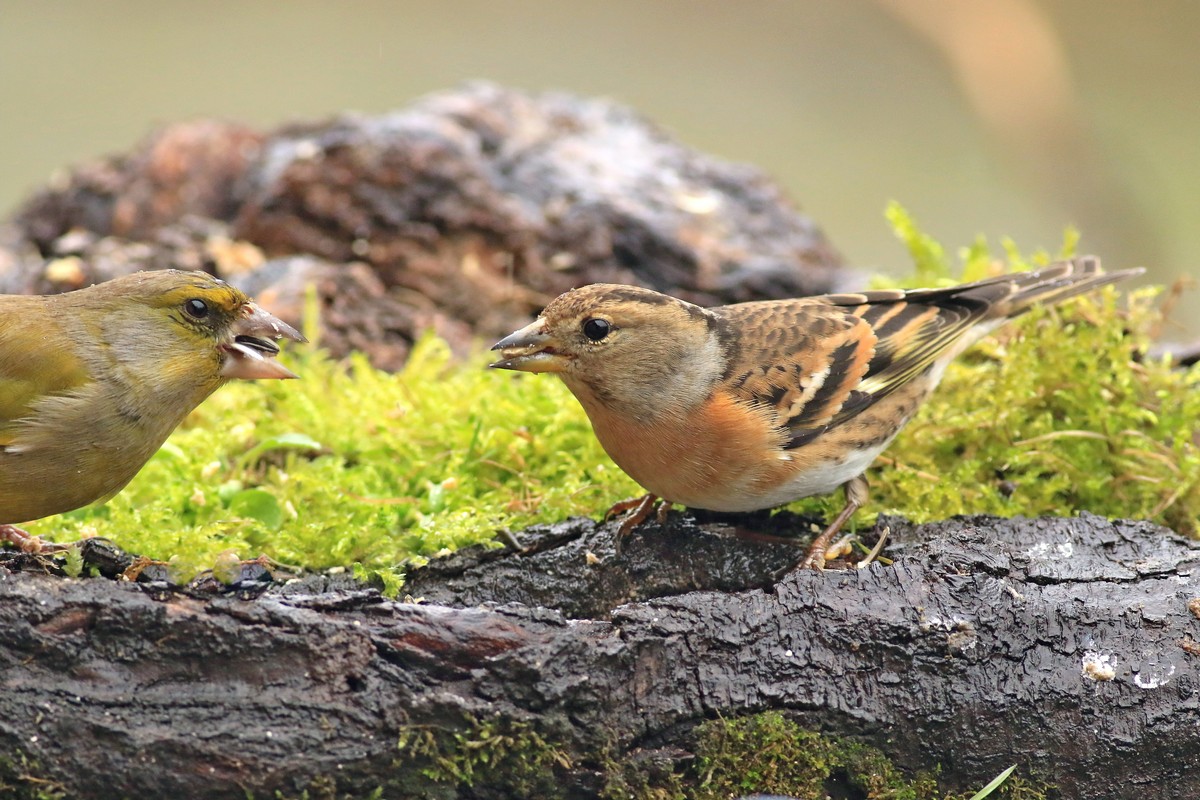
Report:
2,1,1196,334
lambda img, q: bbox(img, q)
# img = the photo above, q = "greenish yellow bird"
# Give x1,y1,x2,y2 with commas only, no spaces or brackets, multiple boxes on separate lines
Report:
0,269,305,551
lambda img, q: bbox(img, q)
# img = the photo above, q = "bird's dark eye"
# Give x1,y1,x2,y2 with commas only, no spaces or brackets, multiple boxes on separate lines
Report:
184,298,209,319
582,318,611,341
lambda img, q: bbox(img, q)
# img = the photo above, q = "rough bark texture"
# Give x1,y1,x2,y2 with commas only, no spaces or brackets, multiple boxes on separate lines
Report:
2,512,1199,799
0,83,848,371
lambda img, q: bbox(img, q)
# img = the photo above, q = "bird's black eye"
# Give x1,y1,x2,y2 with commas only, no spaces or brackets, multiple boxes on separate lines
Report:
582,318,611,341
184,298,209,319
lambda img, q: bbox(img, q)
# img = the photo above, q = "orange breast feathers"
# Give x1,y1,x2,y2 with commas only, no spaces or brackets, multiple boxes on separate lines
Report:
578,387,793,510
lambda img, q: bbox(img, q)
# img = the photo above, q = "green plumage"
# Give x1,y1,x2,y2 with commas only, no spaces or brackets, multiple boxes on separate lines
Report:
0,270,289,524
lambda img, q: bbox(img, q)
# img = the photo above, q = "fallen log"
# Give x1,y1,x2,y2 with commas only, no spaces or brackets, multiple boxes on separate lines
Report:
2,511,1197,798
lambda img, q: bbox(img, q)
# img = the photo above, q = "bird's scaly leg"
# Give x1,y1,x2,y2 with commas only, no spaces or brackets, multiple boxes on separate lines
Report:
0,525,67,554
800,474,869,569
605,493,660,552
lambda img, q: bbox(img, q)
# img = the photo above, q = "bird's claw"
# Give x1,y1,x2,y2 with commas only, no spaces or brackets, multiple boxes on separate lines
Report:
0,525,68,554
799,551,826,571
605,495,650,521
609,493,660,554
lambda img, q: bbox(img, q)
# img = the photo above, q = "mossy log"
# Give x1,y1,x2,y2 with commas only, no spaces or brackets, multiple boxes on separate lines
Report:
2,512,1198,799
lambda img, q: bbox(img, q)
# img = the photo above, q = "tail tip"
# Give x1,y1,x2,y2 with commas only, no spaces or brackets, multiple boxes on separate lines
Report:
1071,256,1144,282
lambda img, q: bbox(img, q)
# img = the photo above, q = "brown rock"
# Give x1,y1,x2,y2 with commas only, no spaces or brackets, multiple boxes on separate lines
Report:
3,84,849,369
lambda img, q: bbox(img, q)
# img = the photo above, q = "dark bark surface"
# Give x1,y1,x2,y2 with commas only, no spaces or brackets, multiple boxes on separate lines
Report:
2,511,1199,799
0,83,848,372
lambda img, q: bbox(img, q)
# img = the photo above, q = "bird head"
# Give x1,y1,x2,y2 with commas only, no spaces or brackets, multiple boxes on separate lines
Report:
126,270,302,375
68,270,306,404
490,284,728,418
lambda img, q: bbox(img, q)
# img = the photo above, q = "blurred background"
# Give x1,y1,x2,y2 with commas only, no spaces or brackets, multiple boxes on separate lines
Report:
2,0,1197,335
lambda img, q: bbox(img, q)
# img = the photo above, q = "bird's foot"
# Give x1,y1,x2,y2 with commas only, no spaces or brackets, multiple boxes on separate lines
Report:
782,523,891,578
0,525,68,554
795,475,869,572
605,493,660,554
797,518,846,571
604,494,651,521
799,547,827,571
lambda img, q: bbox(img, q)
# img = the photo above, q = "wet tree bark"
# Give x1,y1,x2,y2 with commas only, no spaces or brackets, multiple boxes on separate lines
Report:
2,511,1199,799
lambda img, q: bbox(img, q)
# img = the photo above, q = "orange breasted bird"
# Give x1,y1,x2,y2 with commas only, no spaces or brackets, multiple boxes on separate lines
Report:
490,257,1141,568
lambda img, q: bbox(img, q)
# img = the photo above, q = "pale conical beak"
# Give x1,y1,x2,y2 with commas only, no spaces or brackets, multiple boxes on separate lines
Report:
489,318,569,373
220,303,307,380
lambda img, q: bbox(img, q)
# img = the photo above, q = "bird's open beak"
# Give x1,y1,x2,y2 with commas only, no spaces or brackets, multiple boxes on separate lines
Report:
220,303,307,380
489,318,569,373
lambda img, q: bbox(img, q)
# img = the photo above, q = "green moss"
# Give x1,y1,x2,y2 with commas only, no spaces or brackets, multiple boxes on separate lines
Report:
0,753,69,800
266,778,384,800
0,715,1050,800
687,712,1047,800
21,206,1199,582
393,710,1047,800
690,712,943,800
28,336,641,584
0,714,1050,800
599,752,689,800
867,203,1200,538
396,715,571,797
